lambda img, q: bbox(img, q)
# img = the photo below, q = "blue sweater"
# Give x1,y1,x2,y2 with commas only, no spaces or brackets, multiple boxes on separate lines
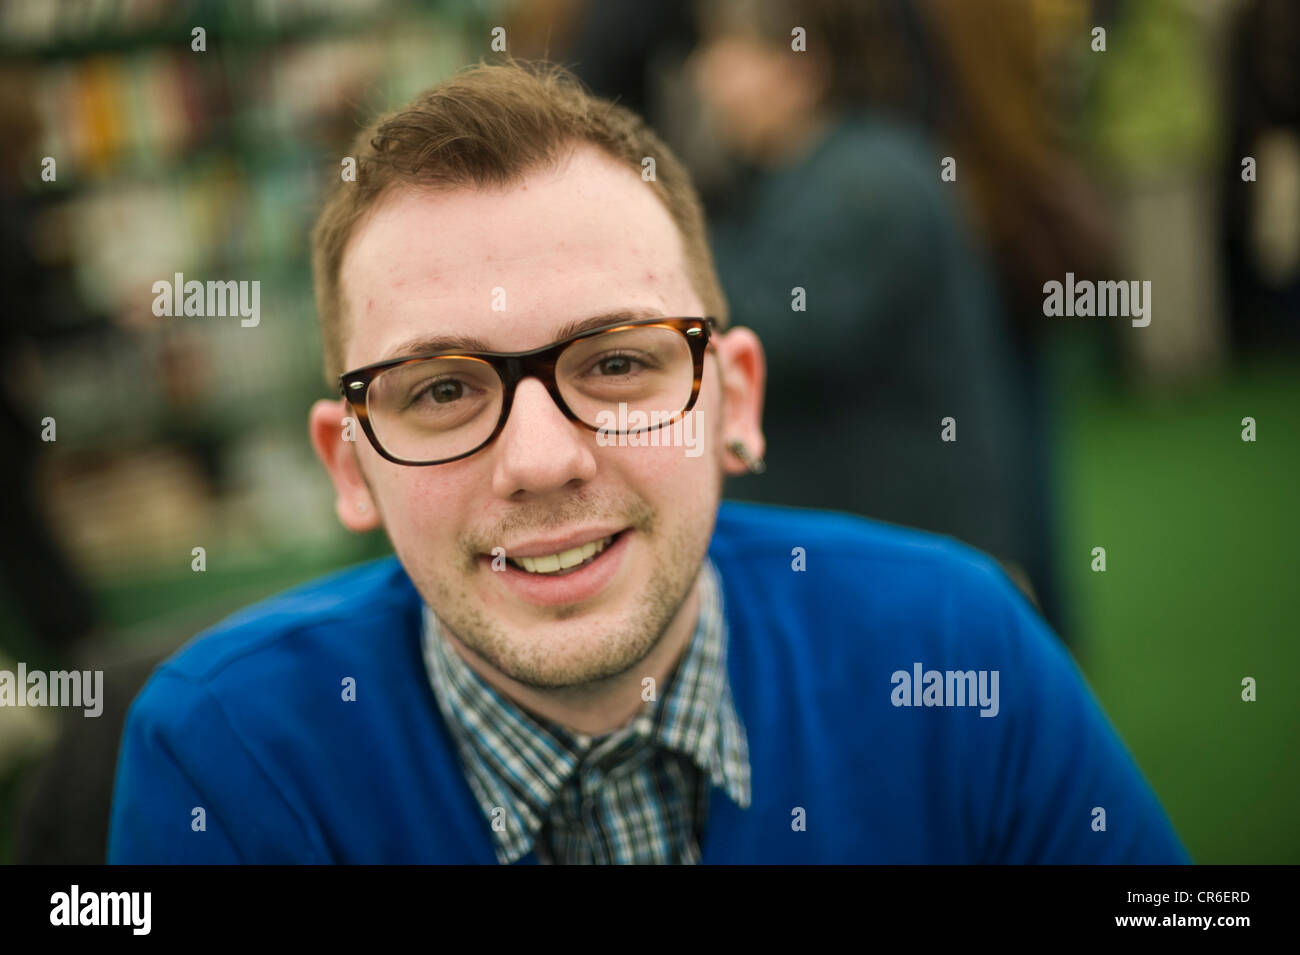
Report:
108,502,1189,864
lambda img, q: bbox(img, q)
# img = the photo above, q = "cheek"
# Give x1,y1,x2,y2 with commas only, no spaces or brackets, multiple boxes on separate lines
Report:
371,466,474,560
619,408,723,513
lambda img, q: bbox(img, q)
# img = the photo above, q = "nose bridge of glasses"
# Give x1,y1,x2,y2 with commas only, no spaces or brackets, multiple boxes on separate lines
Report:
504,350,557,382
499,351,578,421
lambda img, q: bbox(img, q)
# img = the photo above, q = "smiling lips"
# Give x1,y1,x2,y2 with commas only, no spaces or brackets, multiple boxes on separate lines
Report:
487,527,631,606
508,534,615,575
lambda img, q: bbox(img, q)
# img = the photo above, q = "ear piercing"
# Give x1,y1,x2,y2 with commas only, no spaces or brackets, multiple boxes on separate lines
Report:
727,439,766,475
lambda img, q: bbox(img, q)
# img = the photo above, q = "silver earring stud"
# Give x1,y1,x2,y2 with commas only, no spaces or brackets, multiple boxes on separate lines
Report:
357,502,369,513
727,439,766,475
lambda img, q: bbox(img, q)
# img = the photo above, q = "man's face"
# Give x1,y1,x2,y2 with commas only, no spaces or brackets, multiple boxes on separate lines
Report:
319,145,756,689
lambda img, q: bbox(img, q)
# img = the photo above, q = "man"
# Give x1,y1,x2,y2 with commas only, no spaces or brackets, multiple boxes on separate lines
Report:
109,61,1188,864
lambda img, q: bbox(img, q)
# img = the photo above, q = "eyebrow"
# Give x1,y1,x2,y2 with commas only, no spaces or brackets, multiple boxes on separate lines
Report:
378,308,667,362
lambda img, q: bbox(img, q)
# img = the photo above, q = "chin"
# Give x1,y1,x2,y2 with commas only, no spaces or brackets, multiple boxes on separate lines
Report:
483,617,661,689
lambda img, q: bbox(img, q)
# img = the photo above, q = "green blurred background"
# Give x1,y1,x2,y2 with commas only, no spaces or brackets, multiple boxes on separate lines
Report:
1058,350,1298,864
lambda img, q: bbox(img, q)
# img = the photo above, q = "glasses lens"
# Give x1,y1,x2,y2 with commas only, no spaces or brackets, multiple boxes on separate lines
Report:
366,357,503,463
556,324,695,432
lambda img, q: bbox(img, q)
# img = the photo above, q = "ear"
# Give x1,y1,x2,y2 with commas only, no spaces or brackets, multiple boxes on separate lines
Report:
309,398,383,532
711,326,766,476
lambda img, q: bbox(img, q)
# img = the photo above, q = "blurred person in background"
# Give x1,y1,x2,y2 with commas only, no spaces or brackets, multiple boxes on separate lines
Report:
689,0,1115,638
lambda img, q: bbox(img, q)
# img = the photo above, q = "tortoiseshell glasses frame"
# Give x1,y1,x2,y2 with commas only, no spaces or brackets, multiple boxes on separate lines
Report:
338,316,717,466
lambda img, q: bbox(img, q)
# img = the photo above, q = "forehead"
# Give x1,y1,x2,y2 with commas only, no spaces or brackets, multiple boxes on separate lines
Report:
338,145,700,368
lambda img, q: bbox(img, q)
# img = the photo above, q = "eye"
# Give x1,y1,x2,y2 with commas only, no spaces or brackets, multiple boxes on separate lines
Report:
404,376,473,411
585,350,657,377
597,355,635,376
428,379,464,403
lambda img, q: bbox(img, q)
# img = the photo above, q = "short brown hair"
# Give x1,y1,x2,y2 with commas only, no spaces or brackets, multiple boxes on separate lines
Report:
310,59,729,385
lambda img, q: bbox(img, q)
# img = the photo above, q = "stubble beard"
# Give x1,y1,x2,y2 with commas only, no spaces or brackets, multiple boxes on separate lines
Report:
426,490,707,690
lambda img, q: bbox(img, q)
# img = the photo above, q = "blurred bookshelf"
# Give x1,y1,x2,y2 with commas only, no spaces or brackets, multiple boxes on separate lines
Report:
0,0,492,614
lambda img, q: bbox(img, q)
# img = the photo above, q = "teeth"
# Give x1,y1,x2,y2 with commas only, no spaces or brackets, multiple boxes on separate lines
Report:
557,545,586,569
514,536,613,574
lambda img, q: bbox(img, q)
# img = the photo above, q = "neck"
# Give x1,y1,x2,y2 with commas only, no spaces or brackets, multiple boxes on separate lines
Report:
439,577,703,737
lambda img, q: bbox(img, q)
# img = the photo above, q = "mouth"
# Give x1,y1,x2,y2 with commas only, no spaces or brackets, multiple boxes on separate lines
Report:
483,529,632,607
506,533,618,576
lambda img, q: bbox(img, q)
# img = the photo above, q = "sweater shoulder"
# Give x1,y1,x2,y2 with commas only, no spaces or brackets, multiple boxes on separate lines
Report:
709,500,1039,657
146,555,418,691
712,499,1011,588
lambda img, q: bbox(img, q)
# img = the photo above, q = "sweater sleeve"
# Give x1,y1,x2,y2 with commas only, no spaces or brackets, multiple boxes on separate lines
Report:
108,668,323,864
975,566,1191,864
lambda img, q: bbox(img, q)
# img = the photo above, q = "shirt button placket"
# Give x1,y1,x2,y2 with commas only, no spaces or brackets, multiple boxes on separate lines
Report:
581,767,607,864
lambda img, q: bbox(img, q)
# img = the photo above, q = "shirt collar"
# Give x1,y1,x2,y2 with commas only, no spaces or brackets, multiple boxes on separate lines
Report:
421,558,750,864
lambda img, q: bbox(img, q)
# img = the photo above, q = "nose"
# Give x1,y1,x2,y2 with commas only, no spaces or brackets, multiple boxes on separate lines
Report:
489,377,598,499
